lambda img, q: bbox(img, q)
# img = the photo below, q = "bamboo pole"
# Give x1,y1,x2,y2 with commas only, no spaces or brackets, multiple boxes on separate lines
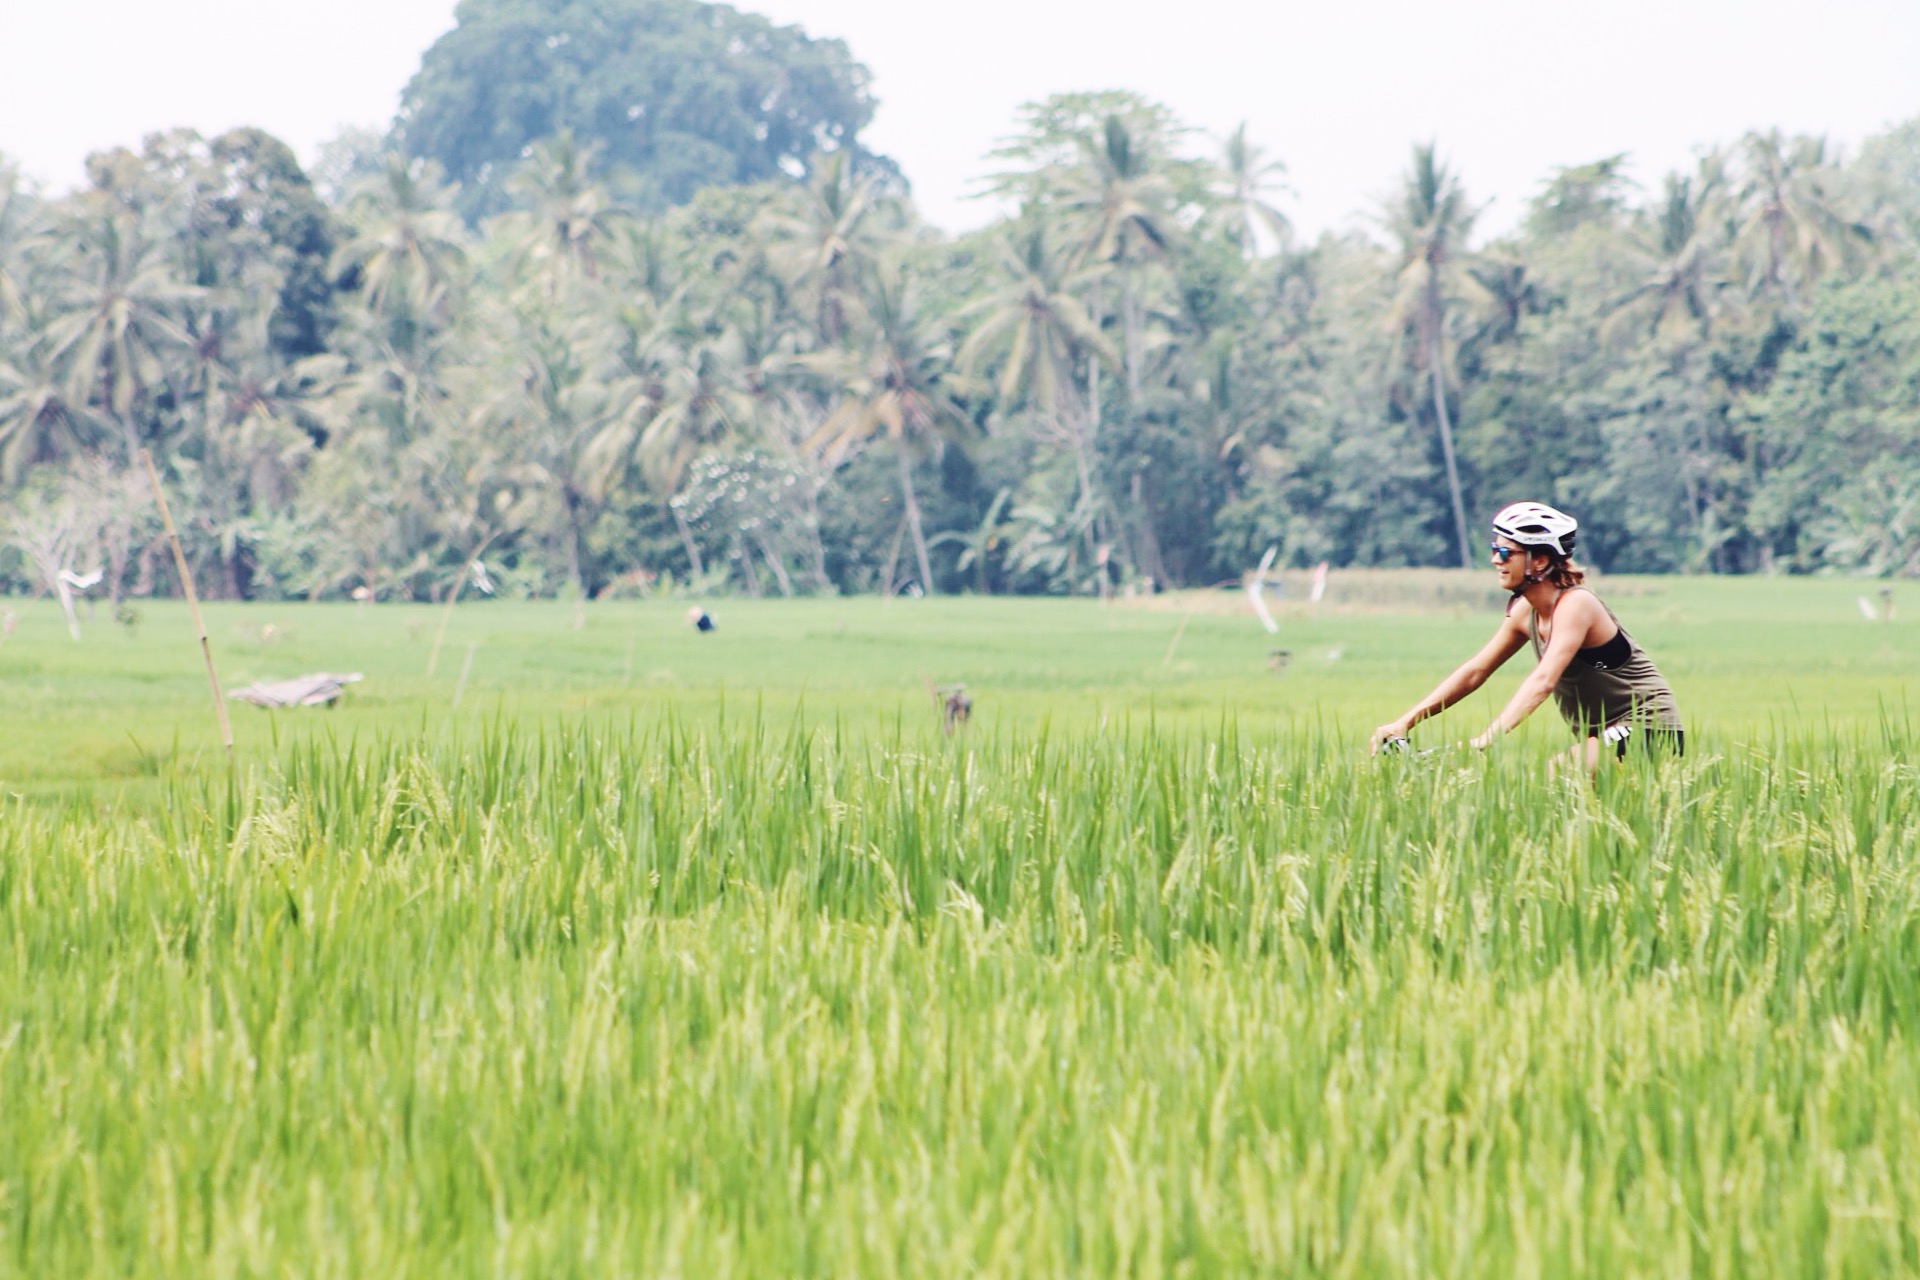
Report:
1161,610,1195,667
139,449,233,755
427,529,498,678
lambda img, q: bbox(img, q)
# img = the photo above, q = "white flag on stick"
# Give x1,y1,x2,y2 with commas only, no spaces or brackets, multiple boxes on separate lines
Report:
1247,546,1279,635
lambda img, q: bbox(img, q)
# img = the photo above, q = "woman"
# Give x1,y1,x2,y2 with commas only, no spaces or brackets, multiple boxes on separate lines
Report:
1369,501,1683,770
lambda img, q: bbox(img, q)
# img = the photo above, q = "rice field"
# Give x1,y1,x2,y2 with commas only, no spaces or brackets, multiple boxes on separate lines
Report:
2,575,1917,1276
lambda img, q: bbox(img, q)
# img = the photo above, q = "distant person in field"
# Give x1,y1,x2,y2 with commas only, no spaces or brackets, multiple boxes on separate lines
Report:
1369,502,1684,772
687,606,716,633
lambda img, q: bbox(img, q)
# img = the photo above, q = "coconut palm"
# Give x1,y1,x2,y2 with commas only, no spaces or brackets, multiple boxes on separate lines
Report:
1210,123,1292,257
960,217,1119,574
0,355,99,481
329,155,469,343
584,302,760,576
809,261,973,594
754,150,894,347
497,133,614,303
1055,114,1182,402
0,159,44,330
959,218,1112,425
1606,165,1735,342
1382,144,1480,568
178,275,329,595
465,292,619,592
1734,130,1872,307
39,196,198,464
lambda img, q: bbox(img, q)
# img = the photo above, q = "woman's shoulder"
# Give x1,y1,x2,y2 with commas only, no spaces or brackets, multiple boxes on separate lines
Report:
1560,586,1619,636
1563,584,1607,608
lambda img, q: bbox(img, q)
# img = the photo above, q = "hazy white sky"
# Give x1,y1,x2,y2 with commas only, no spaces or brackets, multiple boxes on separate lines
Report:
3,0,1917,239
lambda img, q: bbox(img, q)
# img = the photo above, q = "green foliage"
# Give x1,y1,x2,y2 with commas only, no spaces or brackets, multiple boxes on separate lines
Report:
395,0,892,218
1749,269,1920,573
5,91,1920,604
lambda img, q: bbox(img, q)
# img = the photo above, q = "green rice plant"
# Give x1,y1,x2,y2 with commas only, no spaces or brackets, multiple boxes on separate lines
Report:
3,716,1918,1276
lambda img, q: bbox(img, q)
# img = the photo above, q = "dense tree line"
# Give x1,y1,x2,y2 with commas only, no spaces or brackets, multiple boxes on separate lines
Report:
3,76,1918,601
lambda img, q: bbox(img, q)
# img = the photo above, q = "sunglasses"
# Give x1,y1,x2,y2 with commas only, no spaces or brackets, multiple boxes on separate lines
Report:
1489,543,1519,563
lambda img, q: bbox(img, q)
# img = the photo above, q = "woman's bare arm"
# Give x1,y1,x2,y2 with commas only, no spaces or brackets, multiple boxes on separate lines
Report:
1370,612,1530,751
1471,591,1606,746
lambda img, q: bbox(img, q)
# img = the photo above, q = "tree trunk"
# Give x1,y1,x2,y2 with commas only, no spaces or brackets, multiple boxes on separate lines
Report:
563,488,587,598
1122,275,1142,402
1088,285,1104,436
1427,319,1473,569
672,505,705,578
1130,470,1168,587
738,539,762,597
880,513,907,597
1066,408,1102,571
896,440,935,595
756,536,795,597
801,481,833,592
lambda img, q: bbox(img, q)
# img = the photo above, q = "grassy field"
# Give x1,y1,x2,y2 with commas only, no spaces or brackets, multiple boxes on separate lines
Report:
2,570,1913,795
2,574,1918,1275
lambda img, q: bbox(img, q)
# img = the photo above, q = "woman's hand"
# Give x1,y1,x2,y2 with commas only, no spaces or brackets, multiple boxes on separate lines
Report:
1370,720,1411,754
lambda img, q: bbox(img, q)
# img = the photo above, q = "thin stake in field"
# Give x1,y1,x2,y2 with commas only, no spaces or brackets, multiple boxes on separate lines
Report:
1162,610,1195,666
427,529,499,677
452,641,478,708
139,449,233,755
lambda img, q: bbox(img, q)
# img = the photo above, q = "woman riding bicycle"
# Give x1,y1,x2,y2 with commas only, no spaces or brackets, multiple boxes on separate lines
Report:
1369,501,1683,771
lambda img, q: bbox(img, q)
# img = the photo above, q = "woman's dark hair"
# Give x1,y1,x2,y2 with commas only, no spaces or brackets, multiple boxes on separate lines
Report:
1533,548,1585,589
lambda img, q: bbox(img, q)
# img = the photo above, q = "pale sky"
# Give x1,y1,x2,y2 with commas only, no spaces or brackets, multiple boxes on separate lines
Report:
3,0,1917,241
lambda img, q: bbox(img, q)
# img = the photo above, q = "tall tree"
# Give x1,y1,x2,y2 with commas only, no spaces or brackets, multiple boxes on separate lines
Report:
0,159,43,330
40,195,197,465
496,132,615,302
1607,165,1733,342
755,150,897,347
1210,123,1292,258
1734,130,1871,308
396,0,896,218
585,303,760,574
1383,143,1480,568
810,261,971,594
959,218,1117,576
330,156,469,346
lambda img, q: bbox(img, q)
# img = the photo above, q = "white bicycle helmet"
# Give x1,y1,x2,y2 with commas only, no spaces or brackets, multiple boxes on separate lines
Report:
1491,501,1578,557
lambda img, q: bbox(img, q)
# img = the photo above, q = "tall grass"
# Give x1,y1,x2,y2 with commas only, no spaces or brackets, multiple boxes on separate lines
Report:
3,720,1919,1276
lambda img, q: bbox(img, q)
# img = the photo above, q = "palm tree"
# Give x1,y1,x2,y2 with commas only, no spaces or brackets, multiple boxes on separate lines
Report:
585,304,759,576
809,261,973,595
754,150,894,347
182,291,326,596
959,217,1118,577
1606,166,1734,342
0,355,98,481
1210,123,1292,257
329,155,469,346
464,293,614,593
1734,130,1871,307
1383,144,1479,569
957,218,1109,423
39,196,198,464
0,160,44,331
1056,114,1180,402
498,133,613,302
313,157,471,465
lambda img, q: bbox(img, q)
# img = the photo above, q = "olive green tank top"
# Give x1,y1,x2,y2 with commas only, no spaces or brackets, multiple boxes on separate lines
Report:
1526,588,1683,734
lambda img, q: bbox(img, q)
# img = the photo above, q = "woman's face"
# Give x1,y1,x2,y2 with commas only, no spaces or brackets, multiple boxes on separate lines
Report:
1491,535,1529,591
